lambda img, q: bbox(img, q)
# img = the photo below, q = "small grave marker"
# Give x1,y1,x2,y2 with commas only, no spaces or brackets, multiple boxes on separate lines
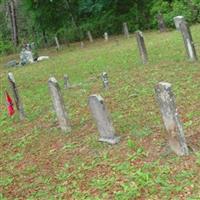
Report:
101,72,109,89
155,82,189,156
54,36,60,50
135,31,148,64
123,22,129,38
48,77,71,132
64,74,70,89
8,72,25,120
104,32,108,41
89,94,120,144
87,31,93,43
157,13,166,32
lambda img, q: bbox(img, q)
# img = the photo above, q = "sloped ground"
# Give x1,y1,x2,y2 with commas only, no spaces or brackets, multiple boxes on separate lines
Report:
1,25,200,199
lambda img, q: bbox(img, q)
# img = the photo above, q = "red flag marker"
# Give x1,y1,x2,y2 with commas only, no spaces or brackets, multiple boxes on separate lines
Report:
5,91,15,116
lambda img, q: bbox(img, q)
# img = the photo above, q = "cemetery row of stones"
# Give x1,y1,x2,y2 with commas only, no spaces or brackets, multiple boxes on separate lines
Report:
56,16,197,63
8,70,188,157
5,16,197,160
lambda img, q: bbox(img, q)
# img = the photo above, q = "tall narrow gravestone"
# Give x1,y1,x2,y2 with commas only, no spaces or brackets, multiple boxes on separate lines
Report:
157,13,166,32
87,31,93,43
123,22,129,38
48,77,71,133
174,16,197,61
104,32,108,41
89,95,120,144
101,72,109,90
8,72,25,120
54,36,60,50
155,82,189,156
64,74,70,89
135,31,148,64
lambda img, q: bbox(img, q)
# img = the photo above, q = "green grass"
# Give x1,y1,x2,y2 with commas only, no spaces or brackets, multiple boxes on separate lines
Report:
1,25,200,199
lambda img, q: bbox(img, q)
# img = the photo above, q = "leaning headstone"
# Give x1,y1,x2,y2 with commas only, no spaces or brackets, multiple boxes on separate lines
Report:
87,31,94,43
89,94,120,144
135,31,148,64
8,72,25,120
155,82,189,156
54,36,60,50
64,74,70,89
173,16,186,31
101,72,109,89
104,32,108,41
48,77,71,133
123,22,129,38
157,13,166,32
179,21,197,61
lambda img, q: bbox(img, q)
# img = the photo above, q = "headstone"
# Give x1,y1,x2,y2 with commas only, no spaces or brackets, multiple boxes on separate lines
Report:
104,32,108,41
173,16,186,31
8,72,25,120
123,22,129,38
20,48,34,65
157,13,166,32
54,36,60,50
87,31,93,43
155,82,189,156
64,74,70,89
80,41,84,48
135,31,148,64
101,72,109,89
37,56,49,62
89,94,120,144
4,60,17,67
179,21,197,61
48,77,71,132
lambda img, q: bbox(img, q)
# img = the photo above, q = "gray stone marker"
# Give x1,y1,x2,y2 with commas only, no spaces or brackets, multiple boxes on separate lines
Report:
8,72,25,120
89,94,120,144
87,31,93,43
174,16,186,31
180,21,197,61
80,41,84,48
48,77,71,132
54,36,60,50
135,31,148,64
157,13,166,32
155,82,189,156
123,22,129,38
64,74,70,89
101,72,109,90
104,32,108,41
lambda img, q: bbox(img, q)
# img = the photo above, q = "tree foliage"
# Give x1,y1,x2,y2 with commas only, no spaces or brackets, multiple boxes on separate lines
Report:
0,0,200,54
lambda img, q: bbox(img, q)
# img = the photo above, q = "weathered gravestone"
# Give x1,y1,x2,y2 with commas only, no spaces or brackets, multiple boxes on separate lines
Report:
8,72,25,120
87,31,94,43
123,22,129,38
135,31,148,64
104,32,108,41
89,94,120,144
20,48,34,65
48,77,71,132
155,82,189,156
4,60,18,68
179,21,197,61
173,16,186,31
64,74,70,89
80,41,84,48
101,72,109,90
54,36,60,50
157,13,166,32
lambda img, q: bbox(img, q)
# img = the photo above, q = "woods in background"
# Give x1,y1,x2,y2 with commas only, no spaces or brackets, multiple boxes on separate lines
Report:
0,0,200,54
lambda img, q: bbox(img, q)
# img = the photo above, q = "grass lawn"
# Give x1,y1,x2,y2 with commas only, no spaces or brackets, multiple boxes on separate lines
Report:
1,25,200,199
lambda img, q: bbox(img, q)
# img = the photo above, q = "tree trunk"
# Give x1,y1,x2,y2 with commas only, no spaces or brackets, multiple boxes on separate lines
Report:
8,0,19,46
